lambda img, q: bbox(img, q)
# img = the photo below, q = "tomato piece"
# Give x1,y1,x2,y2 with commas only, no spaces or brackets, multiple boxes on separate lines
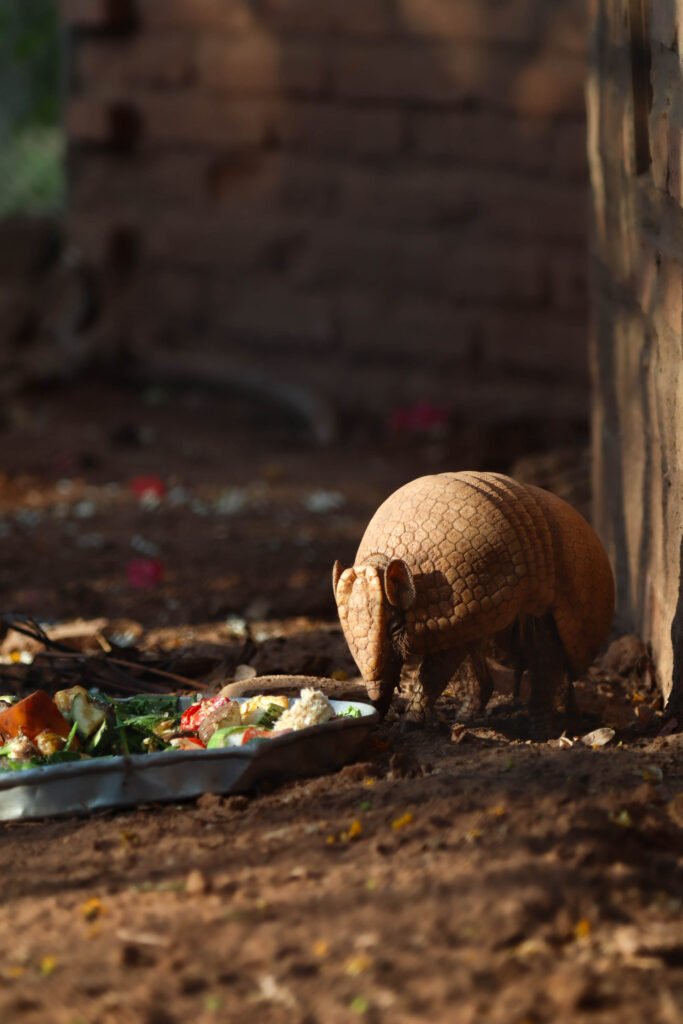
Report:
0,691,70,742
241,727,272,745
180,695,238,734
179,702,204,732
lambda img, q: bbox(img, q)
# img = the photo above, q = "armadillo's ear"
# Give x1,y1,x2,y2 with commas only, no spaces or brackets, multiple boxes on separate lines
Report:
332,560,344,597
383,559,416,610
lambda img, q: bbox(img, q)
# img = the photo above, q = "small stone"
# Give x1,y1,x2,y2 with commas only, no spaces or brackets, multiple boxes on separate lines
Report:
232,664,258,682
580,727,615,747
185,869,209,896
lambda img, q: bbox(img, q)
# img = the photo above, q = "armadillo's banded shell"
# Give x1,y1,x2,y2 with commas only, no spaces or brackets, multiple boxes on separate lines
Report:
355,471,614,672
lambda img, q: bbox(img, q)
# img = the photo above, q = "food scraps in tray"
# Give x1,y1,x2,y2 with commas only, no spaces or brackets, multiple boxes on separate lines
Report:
0,687,362,771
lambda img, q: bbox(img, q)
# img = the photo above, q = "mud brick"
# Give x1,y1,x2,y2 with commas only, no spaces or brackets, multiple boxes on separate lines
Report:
259,0,391,36
77,35,195,89
333,42,475,104
137,0,255,32
394,0,537,44
0,286,32,341
0,218,59,279
213,280,333,347
412,112,554,173
147,209,309,272
435,242,547,304
59,0,135,27
339,291,476,358
199,35,326,97
66,97,141,151
207,154,337,216
66,98,110,144
71,154,209,209
509,54,586,118
295,224,546,303
338,165,586,242
292,223,403,289
277,103,402,157
537,2,587,56
143,268,208,321
138,95,278,148
549,251,588,312
347,366,586,421
483,176,587,242
338,164,466,228
65,211,139,268
480,311,589,377
334,42,583,113
554,121,589,179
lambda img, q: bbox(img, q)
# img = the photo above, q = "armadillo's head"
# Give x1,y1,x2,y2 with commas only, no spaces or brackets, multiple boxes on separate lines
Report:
332,557,416,714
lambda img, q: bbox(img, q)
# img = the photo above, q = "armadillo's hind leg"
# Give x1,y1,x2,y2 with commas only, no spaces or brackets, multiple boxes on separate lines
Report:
526,613,569,740
494,618,526,704
404,648,467,728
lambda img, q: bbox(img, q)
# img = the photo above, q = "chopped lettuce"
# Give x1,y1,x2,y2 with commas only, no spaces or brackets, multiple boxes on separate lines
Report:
340,706,362,718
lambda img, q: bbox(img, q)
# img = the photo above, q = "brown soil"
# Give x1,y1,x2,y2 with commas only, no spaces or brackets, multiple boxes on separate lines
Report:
0,377,681,1024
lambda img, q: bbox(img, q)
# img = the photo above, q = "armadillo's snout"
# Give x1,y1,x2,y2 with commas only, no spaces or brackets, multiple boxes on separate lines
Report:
333,564,388,687
364,677,383,701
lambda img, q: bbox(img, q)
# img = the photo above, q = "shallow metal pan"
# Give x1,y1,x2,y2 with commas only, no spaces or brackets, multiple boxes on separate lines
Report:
0,696,378,821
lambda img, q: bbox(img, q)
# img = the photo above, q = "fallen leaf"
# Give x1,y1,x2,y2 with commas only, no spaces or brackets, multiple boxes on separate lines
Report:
345,954,374,976
610,809,633,828
391,812,413,831
80,897,106,921
489,804,507,817
40,955,58,976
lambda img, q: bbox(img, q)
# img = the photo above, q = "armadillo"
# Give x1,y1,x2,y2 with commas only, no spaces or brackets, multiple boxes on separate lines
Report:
333,471,614,735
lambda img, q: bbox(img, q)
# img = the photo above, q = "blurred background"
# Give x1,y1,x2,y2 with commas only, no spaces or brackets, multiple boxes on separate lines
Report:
0,0,64,219
0,0,592,629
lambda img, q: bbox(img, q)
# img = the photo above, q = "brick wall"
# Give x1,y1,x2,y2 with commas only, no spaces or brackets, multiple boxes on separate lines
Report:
588,0,683,707
60,0,589,425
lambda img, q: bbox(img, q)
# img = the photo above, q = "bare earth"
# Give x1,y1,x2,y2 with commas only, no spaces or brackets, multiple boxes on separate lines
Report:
0,378,681,1024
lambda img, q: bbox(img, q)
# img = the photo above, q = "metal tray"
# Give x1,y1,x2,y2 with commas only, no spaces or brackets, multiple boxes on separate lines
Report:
0,696,379,821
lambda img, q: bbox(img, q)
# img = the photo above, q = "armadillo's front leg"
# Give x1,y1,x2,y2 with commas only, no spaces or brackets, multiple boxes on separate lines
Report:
404,648,467,727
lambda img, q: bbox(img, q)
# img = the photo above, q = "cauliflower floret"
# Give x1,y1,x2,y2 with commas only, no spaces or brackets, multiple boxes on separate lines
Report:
273,689,334,732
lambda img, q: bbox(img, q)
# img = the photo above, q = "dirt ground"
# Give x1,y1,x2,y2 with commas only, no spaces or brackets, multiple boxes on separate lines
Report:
0,377,681,1024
